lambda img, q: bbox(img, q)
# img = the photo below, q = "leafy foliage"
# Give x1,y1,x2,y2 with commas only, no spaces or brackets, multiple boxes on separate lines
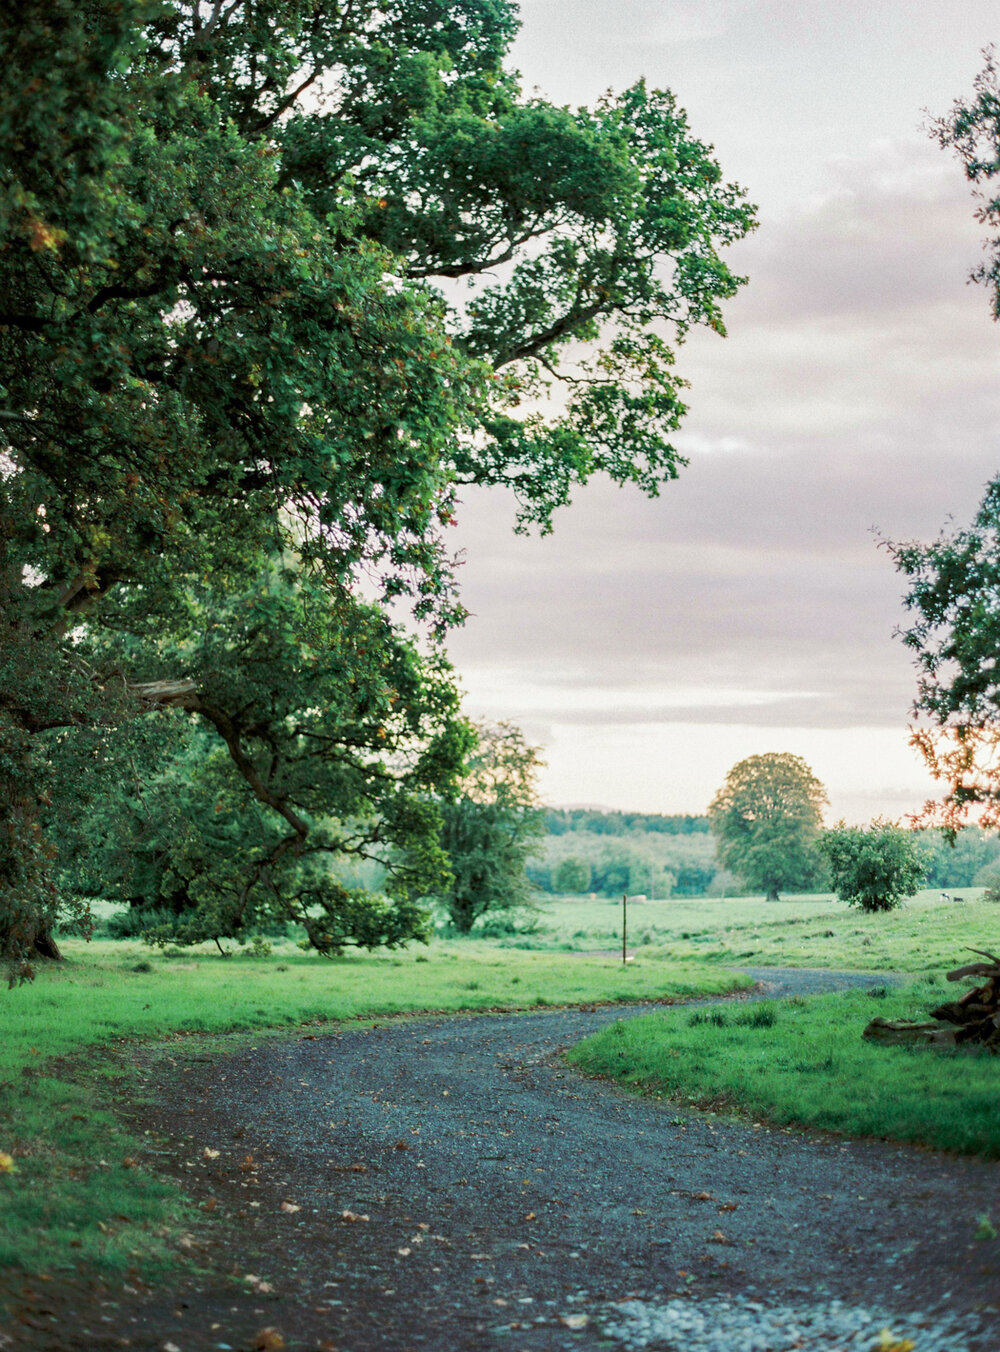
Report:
533,825,719,897
544,809,709,836
51,567,469,953
0,0,754,979
707,753,828,901
886,53,1000,830
931,46,1000,319
553,856,592,894
432,722,545,933
822,820,927,913
917,826,1000,888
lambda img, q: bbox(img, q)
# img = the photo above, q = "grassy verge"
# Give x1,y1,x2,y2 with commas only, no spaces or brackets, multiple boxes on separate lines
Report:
0,937,748,1277
530,889,1000,973
567,978,1000,1157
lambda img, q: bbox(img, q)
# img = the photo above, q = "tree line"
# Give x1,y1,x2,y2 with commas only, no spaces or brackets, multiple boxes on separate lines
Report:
533,783,1000,902
544,810,710,837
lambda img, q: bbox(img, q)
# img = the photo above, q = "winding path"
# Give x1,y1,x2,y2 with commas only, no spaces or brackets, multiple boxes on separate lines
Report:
21,969,1000,1349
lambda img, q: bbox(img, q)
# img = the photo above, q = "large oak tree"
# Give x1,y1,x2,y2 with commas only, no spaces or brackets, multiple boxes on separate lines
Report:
708,753,828,902
0,0,755,978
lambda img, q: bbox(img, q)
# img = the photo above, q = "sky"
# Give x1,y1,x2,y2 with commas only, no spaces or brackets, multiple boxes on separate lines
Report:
443,0,1000,823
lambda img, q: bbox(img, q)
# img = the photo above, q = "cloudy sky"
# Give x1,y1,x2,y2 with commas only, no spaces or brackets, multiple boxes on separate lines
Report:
444,0,1000,823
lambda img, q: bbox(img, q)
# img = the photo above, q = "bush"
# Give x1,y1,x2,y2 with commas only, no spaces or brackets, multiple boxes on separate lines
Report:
822,819,927,913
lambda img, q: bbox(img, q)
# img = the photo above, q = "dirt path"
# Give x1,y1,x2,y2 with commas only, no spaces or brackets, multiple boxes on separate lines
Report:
7,969,1000,1350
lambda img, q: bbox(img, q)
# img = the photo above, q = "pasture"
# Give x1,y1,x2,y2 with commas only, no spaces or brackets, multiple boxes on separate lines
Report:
523,887,997,972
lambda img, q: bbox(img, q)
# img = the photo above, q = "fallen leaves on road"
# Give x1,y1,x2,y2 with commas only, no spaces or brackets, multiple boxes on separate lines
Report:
339,1210,370,1223
874,1334,915,1352
250,1327,285,1350
560,1313,589,1330
280,1201,301,1214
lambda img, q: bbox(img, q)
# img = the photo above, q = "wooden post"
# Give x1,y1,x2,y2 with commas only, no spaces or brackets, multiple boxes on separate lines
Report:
622,892,627,965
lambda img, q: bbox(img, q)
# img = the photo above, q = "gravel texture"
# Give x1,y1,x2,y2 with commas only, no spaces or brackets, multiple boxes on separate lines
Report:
599,1293,988,1351
5,967,1000,1351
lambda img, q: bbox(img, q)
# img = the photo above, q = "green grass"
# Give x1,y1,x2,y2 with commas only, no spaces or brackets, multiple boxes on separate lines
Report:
7,881,997,1283
567,979,1000,1157
529,889,1000,973
0,937,747,1278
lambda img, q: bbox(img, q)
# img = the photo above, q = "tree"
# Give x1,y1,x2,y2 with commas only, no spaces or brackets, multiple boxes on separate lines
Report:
931,47,1000,319
432,722,545,933
822,820,927,913
553,857,592,895
707,753,828,901
48,566,470,953
0,0,755,979
888,53,1000,830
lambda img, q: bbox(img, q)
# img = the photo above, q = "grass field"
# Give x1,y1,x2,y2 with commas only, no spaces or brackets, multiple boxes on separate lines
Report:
567,977,1000,1157
525,888,999,973
0,938,746,1276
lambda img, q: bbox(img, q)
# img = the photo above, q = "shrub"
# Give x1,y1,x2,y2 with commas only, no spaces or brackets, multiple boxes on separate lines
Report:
822,819,927,913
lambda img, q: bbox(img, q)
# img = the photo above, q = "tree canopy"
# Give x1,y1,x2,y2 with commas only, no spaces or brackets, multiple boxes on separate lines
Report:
890,50,1000,829
822,820,927,913
0,0,755,979
707,753,828,901
431,720,544,933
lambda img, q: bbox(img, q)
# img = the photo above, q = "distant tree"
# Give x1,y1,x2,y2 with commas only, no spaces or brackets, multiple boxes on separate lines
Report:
917,827,1000,888
671,863,718,897
553,857,592,895
543,810,710,836
822,820,927,913
708,753,828,901
434,723,545,933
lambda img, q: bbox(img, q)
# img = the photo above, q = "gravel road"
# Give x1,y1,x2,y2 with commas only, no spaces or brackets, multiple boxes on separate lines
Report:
10,968,1000,1351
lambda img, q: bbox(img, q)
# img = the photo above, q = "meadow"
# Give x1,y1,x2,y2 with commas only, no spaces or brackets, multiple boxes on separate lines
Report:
567,979,1000,1158
508,887,997,973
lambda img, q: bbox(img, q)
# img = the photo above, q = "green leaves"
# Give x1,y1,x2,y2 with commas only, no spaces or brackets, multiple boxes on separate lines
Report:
426,721,545,933
1,0,754,977
822,821,927,914
708,755,829,901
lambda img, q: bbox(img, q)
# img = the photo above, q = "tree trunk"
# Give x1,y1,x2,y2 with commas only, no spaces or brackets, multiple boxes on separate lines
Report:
31,927,63,962
765,887,780,902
